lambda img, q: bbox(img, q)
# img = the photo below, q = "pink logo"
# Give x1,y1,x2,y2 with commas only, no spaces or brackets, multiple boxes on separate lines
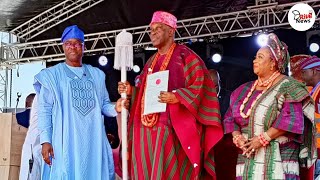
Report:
156,79,161,85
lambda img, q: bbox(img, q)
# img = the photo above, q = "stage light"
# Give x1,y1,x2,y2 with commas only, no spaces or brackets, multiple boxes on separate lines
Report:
212,53,222,63
133,65,140,73
310,43,319,53
307,30,320,54
256,34,268,47
98,55,108,66
145,47,157,51
207,43,223,64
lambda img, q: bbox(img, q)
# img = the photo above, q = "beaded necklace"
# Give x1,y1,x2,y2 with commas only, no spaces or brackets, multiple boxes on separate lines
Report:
239,71,280,119
257,71,280,87
141,43,176,127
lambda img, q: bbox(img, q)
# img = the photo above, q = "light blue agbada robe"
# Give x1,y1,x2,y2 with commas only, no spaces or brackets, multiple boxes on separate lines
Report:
34,63,116,180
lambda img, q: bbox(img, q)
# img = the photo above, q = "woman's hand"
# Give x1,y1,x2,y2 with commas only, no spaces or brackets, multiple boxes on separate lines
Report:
237,138,248,151
241,136,263,158
233,135,248,152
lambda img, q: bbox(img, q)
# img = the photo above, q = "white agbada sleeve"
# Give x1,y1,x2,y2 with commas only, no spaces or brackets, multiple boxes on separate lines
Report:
19,96,42,180
38,85,54,145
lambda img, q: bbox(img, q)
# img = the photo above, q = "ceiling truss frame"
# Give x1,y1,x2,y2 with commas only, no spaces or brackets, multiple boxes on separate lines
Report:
10,0,104,41
3,0,320,64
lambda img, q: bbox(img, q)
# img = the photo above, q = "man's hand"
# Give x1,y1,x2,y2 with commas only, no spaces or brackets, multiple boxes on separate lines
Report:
158,91,179,104
42,143,54,165
115,98,130,113
118,81,132,96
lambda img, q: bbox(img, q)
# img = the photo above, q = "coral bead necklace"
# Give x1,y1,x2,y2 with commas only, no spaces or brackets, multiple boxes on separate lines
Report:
239,71,280,119
258,71,280,87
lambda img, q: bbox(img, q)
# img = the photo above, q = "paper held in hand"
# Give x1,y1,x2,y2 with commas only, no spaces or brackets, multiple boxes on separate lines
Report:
143,70,169,115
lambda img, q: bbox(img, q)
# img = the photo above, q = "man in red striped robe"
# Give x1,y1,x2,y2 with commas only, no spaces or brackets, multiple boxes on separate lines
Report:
118,11,223,179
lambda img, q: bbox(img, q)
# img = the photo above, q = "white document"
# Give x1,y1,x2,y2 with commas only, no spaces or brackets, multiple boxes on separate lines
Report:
143,70,169,115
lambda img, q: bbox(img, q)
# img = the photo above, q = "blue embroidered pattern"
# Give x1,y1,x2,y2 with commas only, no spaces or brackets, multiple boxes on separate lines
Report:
71,79,95,116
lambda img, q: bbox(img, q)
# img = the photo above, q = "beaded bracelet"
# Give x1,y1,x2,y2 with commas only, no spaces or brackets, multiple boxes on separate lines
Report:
263,132,272,141
258,134,270,147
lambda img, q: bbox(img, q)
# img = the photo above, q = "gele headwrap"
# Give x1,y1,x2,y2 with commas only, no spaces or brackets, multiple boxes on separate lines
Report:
265,33,290,73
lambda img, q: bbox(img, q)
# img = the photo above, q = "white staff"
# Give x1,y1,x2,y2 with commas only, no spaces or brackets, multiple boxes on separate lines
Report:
114,29,133,180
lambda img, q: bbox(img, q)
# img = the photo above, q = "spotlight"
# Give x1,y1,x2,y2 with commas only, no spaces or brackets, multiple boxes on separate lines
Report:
98,55,108,66
212,53,222,63
207,43,223,64
307,30,320,54
310,43,319,53
133,65,140,73
256,34,268,47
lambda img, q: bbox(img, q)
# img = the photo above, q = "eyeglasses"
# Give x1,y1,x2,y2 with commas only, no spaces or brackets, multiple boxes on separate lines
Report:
64,42,83,49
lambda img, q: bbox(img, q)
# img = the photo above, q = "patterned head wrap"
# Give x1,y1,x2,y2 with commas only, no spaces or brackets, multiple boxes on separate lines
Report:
61,25,84,43
300,55,320,70
290,54,311,80
265,33,290,73
150,11,177,29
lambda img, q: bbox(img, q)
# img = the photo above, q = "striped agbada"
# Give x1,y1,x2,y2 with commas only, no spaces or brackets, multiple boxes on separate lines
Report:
224,77,316,180
128,44,223,179
298,55,320,179
312,85,320,147
300,55,320,148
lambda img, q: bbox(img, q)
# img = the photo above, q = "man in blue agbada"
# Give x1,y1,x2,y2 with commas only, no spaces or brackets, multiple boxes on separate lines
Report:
34,25,128,180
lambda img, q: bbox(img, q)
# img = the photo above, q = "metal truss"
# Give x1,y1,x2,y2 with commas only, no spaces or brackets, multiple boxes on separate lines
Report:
0,35,6,110
255,0,276,5
0,32,15,109
0,70,9,110
10,0,104,42
3,0,320,64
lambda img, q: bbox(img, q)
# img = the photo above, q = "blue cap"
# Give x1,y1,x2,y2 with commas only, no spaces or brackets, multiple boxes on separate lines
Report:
61,25,84,43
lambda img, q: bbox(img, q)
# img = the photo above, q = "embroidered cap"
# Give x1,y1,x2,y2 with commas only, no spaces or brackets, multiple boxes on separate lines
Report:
290,54,311,80
150,11,177,29
300,55,320,70
61,25,84,43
